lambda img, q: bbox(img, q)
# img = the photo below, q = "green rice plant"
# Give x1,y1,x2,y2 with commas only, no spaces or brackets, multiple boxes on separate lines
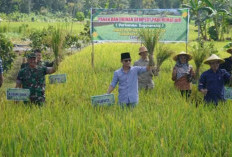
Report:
139,29,163,66
191,41,210,80
51,27,66,68
156,44,174,72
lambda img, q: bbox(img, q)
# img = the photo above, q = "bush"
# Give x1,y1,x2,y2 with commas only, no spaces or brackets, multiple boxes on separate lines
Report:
64,34,81,49
79,21,91,44
0,34,16,72
29,26,54,51
208,26,218,41
76,12,85,22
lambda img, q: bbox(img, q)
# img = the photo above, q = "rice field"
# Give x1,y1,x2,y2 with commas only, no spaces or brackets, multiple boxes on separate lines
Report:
1,41,232,156
0,21,84,43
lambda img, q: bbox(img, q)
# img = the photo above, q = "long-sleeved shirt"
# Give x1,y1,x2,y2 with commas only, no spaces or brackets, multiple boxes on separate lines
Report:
0,58,3,74
219,57,232,73
198,69,231,105
110,66,147,103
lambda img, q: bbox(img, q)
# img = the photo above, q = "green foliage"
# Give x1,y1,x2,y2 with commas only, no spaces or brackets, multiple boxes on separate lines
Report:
79,20,91,44
0,34,16,72
51,27,66,65
208,26,219,41
190,40,217,79
64,34,81,49
76,12,85,22
139,29,163,66
156,44,174,70
29,28,51,51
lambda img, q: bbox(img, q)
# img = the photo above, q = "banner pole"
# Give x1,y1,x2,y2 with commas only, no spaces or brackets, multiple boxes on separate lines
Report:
91,40,94,68
91,8,94,68
186,8,190,53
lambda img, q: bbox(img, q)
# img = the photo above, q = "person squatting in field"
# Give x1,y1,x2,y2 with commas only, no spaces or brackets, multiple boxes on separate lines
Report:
134,46,158,90
172,51,195,98
0,57,3,88
16,53,57,106
107,52,153,108
199,54,232,106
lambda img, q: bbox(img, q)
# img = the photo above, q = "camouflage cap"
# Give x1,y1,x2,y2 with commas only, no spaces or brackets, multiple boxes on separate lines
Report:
27,53,36,58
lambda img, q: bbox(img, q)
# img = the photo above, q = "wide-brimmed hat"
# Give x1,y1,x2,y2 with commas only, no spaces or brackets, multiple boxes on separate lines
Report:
173,51,192,61
204,54,225,64
139,46,148,55
121,52,131,60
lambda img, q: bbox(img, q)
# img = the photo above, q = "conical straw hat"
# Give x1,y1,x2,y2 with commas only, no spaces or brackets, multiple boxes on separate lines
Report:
204,54,225,64
173,51,192,61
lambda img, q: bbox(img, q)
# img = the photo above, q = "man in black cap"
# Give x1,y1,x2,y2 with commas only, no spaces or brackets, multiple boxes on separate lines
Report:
16,53,57,106
107,52,152,108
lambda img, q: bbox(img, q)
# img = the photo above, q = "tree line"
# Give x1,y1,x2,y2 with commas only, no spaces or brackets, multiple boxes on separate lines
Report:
0,0,185,16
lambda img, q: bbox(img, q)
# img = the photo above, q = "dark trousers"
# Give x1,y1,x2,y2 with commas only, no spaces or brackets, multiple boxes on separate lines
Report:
180,90,191,99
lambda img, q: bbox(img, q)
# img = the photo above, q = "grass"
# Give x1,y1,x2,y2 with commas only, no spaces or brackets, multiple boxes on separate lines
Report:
1,40,232,155
0,21,84,43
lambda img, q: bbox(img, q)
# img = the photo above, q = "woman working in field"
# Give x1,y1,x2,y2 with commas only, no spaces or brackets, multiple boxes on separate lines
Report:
172,51,195,98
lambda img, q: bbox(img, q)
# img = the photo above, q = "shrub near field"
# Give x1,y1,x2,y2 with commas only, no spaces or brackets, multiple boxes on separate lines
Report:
1,43,232,156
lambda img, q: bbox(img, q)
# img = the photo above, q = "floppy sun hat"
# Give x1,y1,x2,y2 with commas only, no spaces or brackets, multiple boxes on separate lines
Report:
173,51,192,61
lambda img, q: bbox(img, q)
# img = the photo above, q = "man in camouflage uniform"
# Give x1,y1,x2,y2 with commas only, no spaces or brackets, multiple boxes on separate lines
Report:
134,46,156,90
21,49,53,69
0,57,3,87
16,53,57,105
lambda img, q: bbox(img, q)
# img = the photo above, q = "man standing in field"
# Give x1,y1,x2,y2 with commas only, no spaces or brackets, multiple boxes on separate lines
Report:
134,46,157,90
199,54,232,105
107,52,152,108
0,57,3,88
16,53,57,106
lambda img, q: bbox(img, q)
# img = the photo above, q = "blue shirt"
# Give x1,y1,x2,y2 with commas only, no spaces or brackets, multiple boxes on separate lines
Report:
219,57,232,73
198,69,231,104
0,58,3,74
111,66,147,103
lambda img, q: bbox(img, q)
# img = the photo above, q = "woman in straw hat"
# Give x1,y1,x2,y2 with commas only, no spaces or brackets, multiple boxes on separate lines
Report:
198,54,231,105
219,47,232,74
172,51,195,98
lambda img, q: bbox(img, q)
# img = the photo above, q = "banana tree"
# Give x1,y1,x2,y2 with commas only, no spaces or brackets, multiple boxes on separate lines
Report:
204,0,231,41
182,0,206,40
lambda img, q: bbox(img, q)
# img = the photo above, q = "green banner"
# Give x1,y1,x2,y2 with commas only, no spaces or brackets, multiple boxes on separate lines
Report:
91,94,115,106
7,88,30,101
91,9,189,42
